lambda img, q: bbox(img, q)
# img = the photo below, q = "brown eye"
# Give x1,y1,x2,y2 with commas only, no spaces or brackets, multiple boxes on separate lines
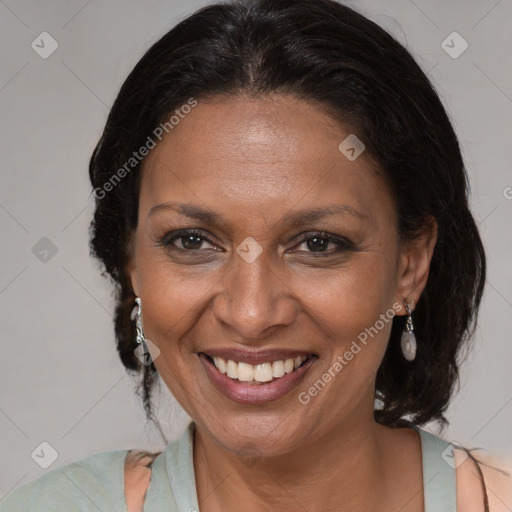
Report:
294,232,354,255
179,234,205,250
156,229,219,252
305,237,331,252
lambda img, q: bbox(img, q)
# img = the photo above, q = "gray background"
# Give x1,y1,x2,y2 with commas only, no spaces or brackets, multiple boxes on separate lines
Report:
1,0,511,497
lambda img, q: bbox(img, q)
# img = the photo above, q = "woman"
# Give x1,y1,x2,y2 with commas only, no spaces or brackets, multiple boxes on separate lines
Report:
2,0,510,510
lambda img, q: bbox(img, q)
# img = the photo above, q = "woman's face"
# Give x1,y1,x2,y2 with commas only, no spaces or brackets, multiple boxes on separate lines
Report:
128,94,434,455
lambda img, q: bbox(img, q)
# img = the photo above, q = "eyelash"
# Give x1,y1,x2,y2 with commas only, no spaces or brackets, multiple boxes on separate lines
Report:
154,228,355,256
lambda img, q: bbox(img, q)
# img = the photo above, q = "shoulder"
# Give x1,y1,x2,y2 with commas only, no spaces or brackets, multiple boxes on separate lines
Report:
0,448,130,512
455,446,512,512
409,423,511,511
124,450,161,512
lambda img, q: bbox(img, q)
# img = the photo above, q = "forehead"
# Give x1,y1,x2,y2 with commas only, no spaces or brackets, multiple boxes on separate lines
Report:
139,94,394,226
144,94,362,175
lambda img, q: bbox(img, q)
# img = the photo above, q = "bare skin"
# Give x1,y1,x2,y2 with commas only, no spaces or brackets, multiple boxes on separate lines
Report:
124,447,512,511
126,93,443,511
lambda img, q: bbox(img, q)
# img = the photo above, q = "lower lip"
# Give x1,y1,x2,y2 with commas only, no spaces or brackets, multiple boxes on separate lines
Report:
198,353,317,405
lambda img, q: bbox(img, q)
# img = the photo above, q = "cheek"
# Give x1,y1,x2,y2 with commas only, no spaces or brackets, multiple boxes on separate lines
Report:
294,254,398,369
133,259,217,400
136,261,211,407
137,253,218,335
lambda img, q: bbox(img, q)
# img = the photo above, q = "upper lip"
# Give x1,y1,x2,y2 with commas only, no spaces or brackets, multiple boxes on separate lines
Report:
199,348,316,365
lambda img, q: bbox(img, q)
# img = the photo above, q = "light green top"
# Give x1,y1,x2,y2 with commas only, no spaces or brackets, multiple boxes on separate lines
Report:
0,422,457,511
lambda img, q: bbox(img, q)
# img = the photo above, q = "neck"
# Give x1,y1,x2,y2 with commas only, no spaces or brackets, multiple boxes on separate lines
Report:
193,412,396,512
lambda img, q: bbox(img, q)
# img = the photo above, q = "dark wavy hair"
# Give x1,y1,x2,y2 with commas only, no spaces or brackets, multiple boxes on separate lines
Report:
88,0,486,437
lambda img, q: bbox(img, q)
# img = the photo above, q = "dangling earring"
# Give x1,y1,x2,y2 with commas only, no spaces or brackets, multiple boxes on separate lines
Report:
401,298,417,361
130,297,149,354
130,297,160,365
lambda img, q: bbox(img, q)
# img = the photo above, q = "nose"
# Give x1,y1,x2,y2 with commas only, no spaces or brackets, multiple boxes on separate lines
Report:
212,248,297,340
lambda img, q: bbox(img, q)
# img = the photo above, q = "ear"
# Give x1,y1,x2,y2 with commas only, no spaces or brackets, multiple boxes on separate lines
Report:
125,231,140,297
394,216,438,315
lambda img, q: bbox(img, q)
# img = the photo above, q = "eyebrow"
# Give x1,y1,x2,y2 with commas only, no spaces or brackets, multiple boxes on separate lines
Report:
148,201,368,227
148,202,227,226
279,205,368,226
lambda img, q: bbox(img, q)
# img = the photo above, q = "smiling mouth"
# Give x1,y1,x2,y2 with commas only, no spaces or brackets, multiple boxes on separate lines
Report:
201,353,316,385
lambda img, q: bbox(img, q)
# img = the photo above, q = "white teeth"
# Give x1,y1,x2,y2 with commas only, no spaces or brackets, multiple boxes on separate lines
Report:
210,355,309,382
284,358,294,374
237,362,254,382
272,360,285,378
213,356,226,374
254,362,273,382
226,359,238,379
